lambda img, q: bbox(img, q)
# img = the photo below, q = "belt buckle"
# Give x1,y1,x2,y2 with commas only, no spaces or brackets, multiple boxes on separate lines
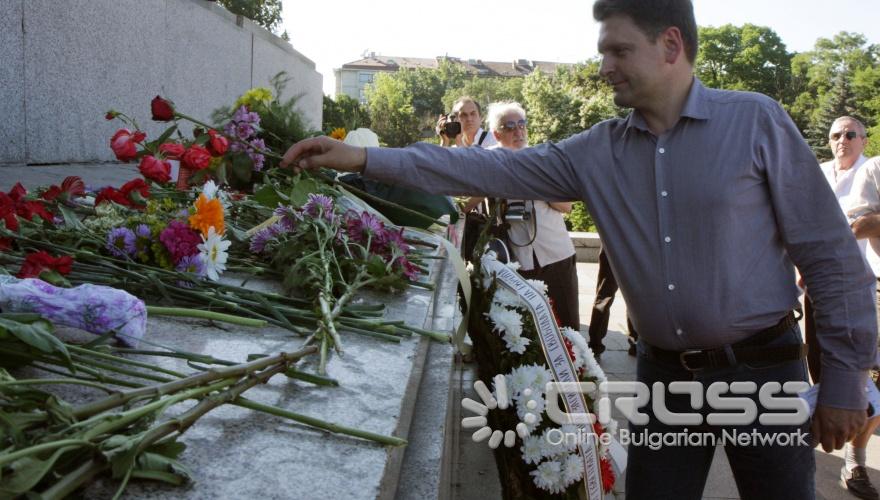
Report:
679,350,705,372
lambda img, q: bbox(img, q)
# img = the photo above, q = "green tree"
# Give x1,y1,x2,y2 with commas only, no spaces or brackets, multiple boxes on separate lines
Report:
442,77,525,115
806,72,859,159
218,0,283,33
365,73,421,147
322,95,371,134
696,24,792,100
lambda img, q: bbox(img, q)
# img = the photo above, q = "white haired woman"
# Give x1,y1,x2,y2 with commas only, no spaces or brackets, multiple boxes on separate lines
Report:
487,101,580,330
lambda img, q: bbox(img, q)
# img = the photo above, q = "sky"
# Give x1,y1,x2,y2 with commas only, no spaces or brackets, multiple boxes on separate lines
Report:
280,0,880,96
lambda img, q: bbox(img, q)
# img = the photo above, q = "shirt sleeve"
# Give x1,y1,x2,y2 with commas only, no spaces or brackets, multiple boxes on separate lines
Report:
758,101,877,410
363,138,588,203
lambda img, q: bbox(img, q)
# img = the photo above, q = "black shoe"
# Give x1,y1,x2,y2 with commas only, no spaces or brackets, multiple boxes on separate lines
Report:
842,466,880,500
628,343,637,356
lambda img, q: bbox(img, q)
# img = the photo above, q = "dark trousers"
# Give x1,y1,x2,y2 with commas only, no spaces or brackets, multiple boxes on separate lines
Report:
588,247,637,353
519,254,580,330
626,325,815,499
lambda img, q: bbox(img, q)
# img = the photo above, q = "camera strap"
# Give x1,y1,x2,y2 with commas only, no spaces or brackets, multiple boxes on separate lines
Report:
477,130,488,146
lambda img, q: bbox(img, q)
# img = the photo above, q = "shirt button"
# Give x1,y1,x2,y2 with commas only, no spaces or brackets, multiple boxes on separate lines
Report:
676,328,683,336
658,147,666,154
664,236,672,243
667,284,675,291
661,190,668,197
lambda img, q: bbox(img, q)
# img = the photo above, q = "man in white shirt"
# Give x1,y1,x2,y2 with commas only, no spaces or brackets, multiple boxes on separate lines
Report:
809,116,879,500
487,101,580,329
436,97,497,149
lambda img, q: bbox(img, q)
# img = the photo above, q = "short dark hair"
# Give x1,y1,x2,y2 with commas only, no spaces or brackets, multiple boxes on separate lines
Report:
593,0,698,63
453,96,481,115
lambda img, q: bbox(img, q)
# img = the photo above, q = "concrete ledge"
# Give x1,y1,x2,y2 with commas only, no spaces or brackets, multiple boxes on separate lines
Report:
570,231,601,263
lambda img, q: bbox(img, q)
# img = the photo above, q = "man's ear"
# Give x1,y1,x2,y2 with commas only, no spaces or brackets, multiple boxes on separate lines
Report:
493,130,502,142
661,26,684,64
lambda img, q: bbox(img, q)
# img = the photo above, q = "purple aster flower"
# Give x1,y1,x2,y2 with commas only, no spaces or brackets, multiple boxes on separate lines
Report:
250,138,266,151
273,205,300,231
106,227,137,258
236,123,255,141
250,153,265,172
302,193,335,222
176,254,206,275
232,105,253,123
135,224,151,239
345,210,384,243
176,254,206,287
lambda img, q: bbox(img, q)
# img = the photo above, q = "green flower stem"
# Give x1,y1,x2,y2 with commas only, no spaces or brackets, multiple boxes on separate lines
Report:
0,440,92,468
339,326,401,343
67,345,187,378
68,352,173,384
32,363,141,389
146,305,268,327
40,457,107,500
233,397,406,447
70,346,317,419
0,378,114,392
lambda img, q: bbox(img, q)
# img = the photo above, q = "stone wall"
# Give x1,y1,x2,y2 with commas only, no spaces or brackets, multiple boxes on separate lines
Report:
0,0,322,165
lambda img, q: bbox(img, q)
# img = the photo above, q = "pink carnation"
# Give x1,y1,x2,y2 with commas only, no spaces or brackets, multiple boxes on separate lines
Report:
159,220,202,264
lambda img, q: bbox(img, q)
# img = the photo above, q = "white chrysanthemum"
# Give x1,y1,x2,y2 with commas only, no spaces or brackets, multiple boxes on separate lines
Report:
481,271,496,291
529,365,553,394
493,286,524,309
343,128,380,148
583,348,607,385
198,227,231,281
561,327,589,371
562,453,584,485
505,260,521,271
202,179,219,199
605,418,618,438
531,460,565,494
521,435,544,465
517,394,546,433
559,424,584,452
487,302,523,338
506,367,532,397
525,279,548,296
504,334,530,354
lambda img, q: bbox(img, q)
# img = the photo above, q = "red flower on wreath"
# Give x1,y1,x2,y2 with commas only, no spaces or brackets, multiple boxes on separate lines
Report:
158,142,185,160
17,250,73,279
138,155,172,184
110,128,146,162
94,178,151,209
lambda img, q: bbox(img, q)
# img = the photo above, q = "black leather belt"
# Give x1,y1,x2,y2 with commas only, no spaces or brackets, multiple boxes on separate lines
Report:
645,312,806,372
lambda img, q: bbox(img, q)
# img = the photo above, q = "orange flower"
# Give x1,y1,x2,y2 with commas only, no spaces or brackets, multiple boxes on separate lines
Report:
329,127,346,141
189,194,224,236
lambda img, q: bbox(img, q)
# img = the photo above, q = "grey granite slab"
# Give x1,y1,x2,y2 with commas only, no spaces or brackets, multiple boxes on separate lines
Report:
0,0,25,164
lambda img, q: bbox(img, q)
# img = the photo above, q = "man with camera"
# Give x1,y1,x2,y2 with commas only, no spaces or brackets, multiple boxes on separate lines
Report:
436,96,497,149
281,1,876,496
487,101,580,330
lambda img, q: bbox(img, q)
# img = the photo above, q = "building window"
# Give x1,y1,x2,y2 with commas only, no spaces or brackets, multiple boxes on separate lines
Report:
358,72,374,83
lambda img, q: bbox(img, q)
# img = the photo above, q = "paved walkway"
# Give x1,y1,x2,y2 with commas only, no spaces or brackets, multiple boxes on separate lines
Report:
452,262,879,499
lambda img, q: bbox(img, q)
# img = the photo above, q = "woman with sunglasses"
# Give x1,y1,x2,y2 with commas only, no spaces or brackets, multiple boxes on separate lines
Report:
486,101,580,330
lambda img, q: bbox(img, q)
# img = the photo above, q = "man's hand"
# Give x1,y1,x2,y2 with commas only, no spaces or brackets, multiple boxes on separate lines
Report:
280,136,367,174
851,213,880,239
811,405,866,452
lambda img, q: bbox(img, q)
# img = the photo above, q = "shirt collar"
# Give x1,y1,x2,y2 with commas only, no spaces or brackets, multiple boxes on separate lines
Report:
624,77,711,134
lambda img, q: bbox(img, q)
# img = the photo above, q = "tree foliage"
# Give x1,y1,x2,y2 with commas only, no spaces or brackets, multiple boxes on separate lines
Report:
322,95,371,134
218,0,283,34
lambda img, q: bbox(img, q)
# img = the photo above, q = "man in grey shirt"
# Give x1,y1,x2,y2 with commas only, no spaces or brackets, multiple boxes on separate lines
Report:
283,0,876,497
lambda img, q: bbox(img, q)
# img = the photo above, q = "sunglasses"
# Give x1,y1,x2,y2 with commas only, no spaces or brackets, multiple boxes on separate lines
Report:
499,119,527,132
830,130,859,141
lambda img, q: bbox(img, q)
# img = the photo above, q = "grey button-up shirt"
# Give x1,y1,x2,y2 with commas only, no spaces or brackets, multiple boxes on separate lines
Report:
365,78,877,410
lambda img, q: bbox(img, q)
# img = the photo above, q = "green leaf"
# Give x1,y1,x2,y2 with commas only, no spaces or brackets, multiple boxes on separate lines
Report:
289,176,320,207
37,269,71,288
0,316,70,366
252,184,285,208
215,161,228,186
56,204,87,231
151,125,179,149
0,446,80,494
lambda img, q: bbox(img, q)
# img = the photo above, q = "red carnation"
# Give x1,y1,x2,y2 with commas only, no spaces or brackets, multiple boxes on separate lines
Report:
42,176,86,202
94,187,130,207
110,128,146,162
0,183,53,227
158,142,185,160
151,96,175,121
181,145,212,171
17,251,74,279
138,155,172,184
207,129,229,156
120,178,150,208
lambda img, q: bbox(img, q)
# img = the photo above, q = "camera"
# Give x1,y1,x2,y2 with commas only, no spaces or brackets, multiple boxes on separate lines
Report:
442,114,461,137
504,200,532,222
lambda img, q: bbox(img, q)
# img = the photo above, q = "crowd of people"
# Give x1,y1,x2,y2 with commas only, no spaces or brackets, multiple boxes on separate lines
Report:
283,1,880,498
